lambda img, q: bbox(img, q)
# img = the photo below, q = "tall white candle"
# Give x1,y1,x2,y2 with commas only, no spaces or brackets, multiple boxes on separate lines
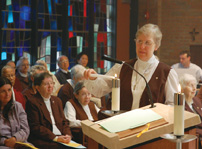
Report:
111,76,120,111
90,74,115,79
174,90,185,136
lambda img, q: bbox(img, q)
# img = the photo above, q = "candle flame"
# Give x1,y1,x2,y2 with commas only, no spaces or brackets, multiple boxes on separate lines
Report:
114,74,117,78
178,84,181,93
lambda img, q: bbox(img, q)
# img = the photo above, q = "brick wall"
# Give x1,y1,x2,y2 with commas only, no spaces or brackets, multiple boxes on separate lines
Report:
138,0,202,66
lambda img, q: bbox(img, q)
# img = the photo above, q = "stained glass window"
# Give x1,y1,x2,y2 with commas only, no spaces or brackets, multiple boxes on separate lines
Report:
1,0,115,73
68,0,115,73
1,0,32,63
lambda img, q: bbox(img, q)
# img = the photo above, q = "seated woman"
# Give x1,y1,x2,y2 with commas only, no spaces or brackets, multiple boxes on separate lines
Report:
22,65,46,101
57,64,86,108
35,59,62,96
64,81,100,144
179,74,202,147
76,52,89,68
1,65,26,109
26,72,72,149
0,77,30,148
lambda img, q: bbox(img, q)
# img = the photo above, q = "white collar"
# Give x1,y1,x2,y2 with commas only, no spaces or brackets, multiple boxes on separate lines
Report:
136,55,158,72
60,68,69,74
137,55,158,65
18,71,28,77
67,79,75,88
186,100,193,107
42,96,51,101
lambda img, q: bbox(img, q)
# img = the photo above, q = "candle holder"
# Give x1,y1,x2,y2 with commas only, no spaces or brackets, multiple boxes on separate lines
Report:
160,134,197,149
160,92,197,149
174,93,185,136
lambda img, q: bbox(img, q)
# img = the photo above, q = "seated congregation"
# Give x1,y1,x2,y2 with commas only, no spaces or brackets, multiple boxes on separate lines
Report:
1,54,202,148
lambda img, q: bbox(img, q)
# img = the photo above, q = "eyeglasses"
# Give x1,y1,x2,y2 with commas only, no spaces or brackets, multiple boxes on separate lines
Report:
21,64,29,67
5,74,15,78
134,39,155,47
81,92,91,98
41,81,55,87
60,60,68,64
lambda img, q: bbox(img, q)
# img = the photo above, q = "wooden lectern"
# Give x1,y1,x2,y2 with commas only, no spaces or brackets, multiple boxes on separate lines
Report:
81,103,201,149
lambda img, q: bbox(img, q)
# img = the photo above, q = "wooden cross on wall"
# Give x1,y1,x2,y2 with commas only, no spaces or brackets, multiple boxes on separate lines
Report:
189,28,199,41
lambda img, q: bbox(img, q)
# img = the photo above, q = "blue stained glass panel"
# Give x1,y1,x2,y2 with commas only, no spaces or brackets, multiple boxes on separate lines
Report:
13,12,19,28
51,20,57,30
7,41,14,47
57,37,62,51
7,48,14,53
24,40,30,47
104,19,107,31
38,0,44,14
18,48,23,57
20,41,23,47
3,13,8,28
13,1,20,11
20,6,31,21
10,30,15,40
47,0,52,15
8,5,13,23
1,52,7,60
68,20,73,31
23,47,30,52
68,5,71,16
20,20,25,28
42,32,50,38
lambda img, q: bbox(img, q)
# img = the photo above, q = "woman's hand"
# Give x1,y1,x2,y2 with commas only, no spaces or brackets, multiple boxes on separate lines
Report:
4,137,16,148
83,69,97,80
57,135,71,144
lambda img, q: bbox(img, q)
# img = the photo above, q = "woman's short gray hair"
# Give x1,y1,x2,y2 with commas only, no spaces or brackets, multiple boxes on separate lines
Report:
29,65,46,77
179,74,197,89
70,64,86,79
136,23,162,48
16,56,29,69
74,81,85,94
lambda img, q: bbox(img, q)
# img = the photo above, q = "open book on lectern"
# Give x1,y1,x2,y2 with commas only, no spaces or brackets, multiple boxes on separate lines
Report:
97,109,163,133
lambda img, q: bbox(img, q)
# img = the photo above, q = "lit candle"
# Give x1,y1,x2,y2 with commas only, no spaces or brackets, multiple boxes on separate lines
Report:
174,84,185,136
90,74,115,79
111,74,120,111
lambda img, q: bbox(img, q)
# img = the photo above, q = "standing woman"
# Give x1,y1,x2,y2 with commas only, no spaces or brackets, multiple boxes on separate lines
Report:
0,77,30,148
26,72,72,149
84,24,179,110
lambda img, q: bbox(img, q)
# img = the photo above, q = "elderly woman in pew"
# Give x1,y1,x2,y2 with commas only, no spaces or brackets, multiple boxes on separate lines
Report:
57,64,86,108
179,74,202,148
26,72,72,149
64,81,100,144
0,77,30,148
22,65,46,101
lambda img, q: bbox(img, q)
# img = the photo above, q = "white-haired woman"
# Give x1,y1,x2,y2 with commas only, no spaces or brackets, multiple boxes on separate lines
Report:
179,73,202,148
84,23,179,110
57,64,86,108
15,56,30,92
